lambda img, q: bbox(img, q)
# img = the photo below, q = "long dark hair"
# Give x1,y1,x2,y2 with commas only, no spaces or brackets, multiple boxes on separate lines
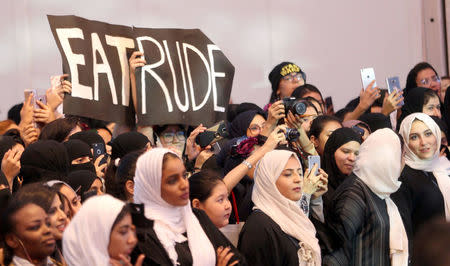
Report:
106,150,144,201
189,170,224,203
405,62,439,94
308,115,342,138
39,117,81,142
0,183,56,264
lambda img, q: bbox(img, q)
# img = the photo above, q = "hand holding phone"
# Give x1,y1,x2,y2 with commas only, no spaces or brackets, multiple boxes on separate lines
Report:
308,155,321,175
360,68,377,90
24,89,37,109
92,143,108,165
195,121,229,148
386,76,404,106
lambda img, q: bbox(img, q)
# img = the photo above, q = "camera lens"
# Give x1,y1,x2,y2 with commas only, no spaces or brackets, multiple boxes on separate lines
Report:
293,102,306,115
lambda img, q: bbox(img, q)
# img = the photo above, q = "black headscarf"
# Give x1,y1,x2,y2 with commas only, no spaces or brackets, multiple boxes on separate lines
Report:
322,127,362,207
431,116,450,160
397,87,428,129
444,89,450,130
359,113,392,132
69,130,105,147
20,140,70,185
226,102,265,123
66,170,98,196
63,139,96,173
0,136,18,161
64,140,92,161
228,110,265,139
109,132,149,160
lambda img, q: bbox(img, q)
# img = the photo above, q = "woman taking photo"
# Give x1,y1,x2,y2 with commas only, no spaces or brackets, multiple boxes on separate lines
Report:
132,148,245,265
325,129,409,265
63,194,144,266
393,113,450,235
238,149,322,265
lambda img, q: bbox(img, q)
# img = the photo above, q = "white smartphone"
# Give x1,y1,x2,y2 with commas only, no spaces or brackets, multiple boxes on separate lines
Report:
308,155,321,175
386,76,404,106
360,67,377,90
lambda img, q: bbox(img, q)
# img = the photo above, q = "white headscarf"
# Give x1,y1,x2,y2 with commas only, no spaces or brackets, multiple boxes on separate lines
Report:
353,128,408,266
399,113,450,220
252,149,321,266
133,148,215,266
62,194,125,266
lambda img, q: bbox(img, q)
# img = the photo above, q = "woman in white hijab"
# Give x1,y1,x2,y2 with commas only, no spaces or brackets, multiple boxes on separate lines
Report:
132,148,245,266
63,194,143,266
393,113,450,236
238,149,322,266
325,128,409,266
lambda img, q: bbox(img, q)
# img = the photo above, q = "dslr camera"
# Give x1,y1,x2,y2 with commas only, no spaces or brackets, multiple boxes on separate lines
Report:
282,97,307,116
284,128,300,142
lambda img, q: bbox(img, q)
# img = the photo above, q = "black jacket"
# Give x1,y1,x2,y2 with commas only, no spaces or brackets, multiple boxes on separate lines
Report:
130,204,247,266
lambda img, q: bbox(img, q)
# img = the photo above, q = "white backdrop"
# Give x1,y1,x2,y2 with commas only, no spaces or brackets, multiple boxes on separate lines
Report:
0,0,425,120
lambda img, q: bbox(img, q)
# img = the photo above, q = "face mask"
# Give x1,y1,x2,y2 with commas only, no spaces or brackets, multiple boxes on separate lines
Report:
169,140,186,157
70,162,96,174
157,133,186,157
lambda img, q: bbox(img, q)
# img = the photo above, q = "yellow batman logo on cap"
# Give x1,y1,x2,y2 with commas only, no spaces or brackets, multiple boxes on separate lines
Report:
280,64,301,76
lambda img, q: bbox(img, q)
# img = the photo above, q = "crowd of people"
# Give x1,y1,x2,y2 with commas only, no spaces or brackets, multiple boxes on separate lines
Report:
0,58,449,266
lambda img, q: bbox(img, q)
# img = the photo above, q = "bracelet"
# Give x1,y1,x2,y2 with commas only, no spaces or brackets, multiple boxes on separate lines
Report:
241,160,252,169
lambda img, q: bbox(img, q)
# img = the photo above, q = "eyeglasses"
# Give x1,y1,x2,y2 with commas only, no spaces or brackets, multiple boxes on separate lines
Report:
161,131,185,143
281,73,304,83
419,75,440,86
248,123,265,135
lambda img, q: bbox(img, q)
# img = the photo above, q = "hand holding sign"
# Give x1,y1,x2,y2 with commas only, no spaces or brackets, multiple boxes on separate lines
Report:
48,15,234,127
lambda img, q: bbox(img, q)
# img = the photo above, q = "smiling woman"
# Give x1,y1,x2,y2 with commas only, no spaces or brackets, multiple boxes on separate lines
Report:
321,127,362,212
393,113,450,236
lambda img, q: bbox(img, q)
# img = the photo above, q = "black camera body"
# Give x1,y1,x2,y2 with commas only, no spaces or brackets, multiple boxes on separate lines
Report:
282,97,307,115
284,128,300,142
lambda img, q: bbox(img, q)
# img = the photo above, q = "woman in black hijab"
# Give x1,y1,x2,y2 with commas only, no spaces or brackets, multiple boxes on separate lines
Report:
66,170,104,202
63,139,95,173
321,127,362,211
228,110,266,139
19,140,70,185
68,130,105,147
397,87,442,129
104,132,149,198
109,131,150,161
443,89,450,129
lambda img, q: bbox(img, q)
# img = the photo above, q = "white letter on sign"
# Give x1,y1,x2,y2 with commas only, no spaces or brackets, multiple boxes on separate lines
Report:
106,35,135,106
91,33,117,104
163,40,189,112
207,44,226,112
137,36,173,114
55,28,92,100
183,43,211,111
